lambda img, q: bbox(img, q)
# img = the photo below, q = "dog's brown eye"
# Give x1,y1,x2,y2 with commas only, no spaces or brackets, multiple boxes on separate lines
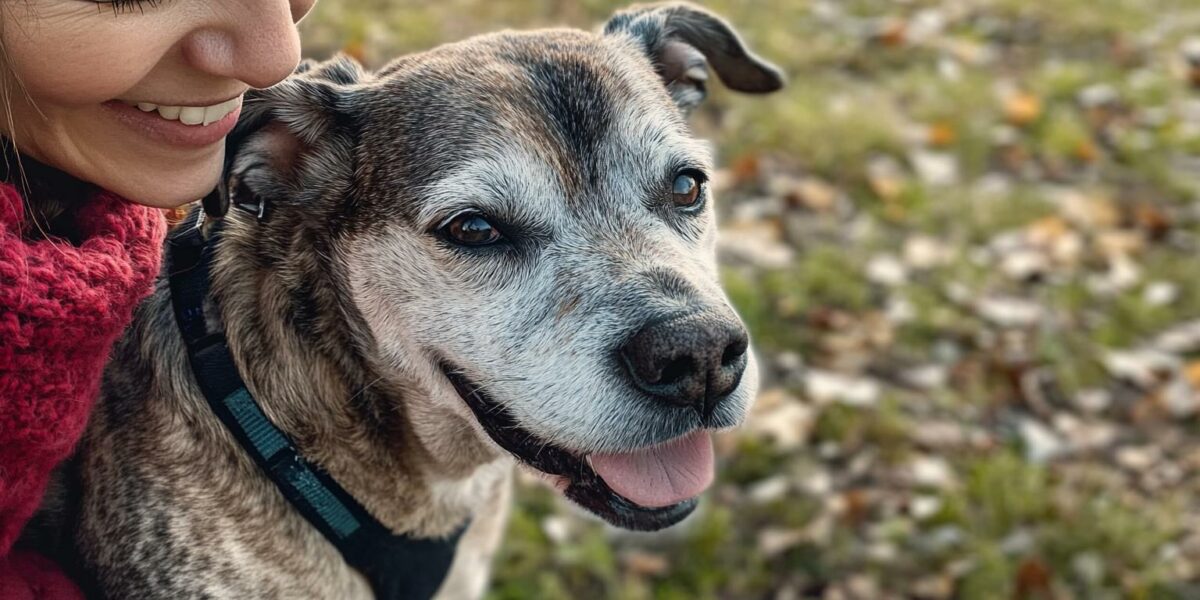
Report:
672,173,703,209
443,213,503,246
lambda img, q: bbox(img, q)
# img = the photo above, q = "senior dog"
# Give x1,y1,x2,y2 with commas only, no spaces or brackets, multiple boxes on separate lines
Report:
28,3,783,598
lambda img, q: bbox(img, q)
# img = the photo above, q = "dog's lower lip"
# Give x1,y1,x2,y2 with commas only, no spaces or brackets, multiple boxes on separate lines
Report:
442,365,699,530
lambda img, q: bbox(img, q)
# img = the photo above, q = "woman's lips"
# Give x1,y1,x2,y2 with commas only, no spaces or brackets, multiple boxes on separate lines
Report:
102,98,242,149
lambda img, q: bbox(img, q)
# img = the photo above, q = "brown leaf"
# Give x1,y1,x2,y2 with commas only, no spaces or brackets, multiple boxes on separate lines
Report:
1062,193,1121,230
1185,361,1200,389
1083,106,1114,129
1109,34,1140,67
1096,230,1145,258
786,177,839,213
867,157,907,203
1073,139,1099,163
841,489,872,526
927,122,958,147
1131,202,1172,240
876,18,908,48
621,550,670,577
757,529,808,558
807,307,855,331
868,174,905,203
342,41,367,64
730,154,762,186
1004,92,1043,127
1131,390,1166,424
1014,558,1053,599
1026,216,1071,246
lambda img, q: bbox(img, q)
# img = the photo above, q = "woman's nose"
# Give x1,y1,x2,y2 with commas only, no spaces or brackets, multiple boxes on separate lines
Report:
180,1,308,90
291,0,319,23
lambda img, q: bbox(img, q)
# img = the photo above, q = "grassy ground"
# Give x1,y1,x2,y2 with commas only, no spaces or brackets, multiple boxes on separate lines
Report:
302,1,1200,598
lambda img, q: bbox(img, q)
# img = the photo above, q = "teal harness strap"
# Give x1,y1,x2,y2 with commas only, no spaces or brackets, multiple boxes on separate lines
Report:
222,388,363,539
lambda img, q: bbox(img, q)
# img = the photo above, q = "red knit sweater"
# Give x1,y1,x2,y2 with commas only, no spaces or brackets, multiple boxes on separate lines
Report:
0,181,165,599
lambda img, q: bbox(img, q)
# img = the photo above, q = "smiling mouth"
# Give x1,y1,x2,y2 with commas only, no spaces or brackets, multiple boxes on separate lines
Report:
103,99,243,149
124,97,242,127
443,365,712,531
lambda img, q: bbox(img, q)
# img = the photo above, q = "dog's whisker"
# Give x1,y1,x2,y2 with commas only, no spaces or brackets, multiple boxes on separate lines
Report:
350,375,386,403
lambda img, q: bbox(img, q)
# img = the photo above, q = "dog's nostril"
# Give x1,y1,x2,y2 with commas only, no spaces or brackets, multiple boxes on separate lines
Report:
721,337,748,367
657,356,695,386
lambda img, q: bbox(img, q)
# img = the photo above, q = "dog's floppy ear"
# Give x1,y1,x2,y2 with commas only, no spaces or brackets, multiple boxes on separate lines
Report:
205,55,366,221
603,2,784,114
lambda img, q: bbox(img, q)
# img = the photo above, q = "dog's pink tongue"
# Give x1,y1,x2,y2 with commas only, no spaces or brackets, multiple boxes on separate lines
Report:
587,430,714,508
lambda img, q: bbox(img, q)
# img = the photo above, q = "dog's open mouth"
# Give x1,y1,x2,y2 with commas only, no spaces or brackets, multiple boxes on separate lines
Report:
444,366,710,531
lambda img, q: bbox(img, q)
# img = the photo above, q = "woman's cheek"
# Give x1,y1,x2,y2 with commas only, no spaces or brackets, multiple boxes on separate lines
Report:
11,47,145,106
2,17,173,106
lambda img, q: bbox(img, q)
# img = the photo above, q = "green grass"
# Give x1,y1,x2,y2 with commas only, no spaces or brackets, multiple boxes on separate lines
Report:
724,246,875,354
812,398,915,462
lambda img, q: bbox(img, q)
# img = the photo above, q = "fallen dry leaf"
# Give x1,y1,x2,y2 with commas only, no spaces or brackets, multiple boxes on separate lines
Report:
341,40,367,63
1073,139,1100,163
730,154,762,186
787,177,839,213
927,122,958,147
1014,558,1053,598
621,551,670,577
1185,362,1200,389
1026,215,1071,246
876,18,908,48
869,174,905,203
841,489,872,526
1131,202,1172,240
1004,92,1043,127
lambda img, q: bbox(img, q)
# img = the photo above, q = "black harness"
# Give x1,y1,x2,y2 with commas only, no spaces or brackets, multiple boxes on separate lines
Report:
167,206,465,600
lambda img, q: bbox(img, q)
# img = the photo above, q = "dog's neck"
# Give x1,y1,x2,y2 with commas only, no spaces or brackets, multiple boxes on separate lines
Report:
199,211,505,537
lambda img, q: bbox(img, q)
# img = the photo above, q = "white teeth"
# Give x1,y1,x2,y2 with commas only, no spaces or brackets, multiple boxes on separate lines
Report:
179,106,205,126
202,98,240,126
129,97,240,126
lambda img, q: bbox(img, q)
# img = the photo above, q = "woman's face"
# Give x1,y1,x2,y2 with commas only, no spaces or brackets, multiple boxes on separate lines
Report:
0,0,317,207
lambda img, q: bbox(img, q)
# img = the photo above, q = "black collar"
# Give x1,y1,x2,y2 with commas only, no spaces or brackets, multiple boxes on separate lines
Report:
167,206,465,600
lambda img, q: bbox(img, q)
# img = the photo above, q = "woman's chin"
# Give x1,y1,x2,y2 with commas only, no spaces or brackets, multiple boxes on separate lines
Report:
91,157,223,209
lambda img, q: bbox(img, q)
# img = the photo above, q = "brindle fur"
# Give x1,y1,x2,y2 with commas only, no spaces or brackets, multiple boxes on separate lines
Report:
24,4,782,598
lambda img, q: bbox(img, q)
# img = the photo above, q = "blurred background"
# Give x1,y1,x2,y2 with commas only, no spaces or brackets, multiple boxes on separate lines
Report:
298,1,1200,598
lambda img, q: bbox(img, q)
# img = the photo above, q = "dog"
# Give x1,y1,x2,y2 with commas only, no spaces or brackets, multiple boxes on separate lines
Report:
31,3,783,597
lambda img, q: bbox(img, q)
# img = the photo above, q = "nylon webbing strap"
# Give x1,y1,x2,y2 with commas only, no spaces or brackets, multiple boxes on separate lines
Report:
167,208,464,600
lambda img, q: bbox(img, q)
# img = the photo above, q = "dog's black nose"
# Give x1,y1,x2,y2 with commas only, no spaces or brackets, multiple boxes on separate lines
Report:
619,311,749,418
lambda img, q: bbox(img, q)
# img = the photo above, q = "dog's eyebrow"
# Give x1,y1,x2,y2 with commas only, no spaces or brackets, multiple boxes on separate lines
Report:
609,104,715,169
415,153,559,233
663,156,710,178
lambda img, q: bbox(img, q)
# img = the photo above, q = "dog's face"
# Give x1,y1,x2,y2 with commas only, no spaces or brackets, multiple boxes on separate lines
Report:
222,3,782,531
